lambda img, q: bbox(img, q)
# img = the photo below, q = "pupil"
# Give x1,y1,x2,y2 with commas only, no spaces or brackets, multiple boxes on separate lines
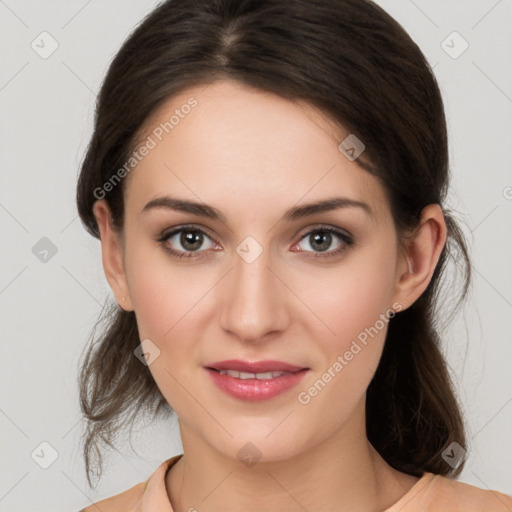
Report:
311,232,331,252
181,231,202,251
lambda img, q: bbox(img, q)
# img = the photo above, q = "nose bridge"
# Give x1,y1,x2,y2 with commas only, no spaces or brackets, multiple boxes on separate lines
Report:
218,238,288,341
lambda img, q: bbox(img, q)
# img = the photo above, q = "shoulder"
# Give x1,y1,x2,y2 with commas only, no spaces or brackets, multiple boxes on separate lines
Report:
79,481,147,512
387,472,512,512
400,472,512,512
78,454,182,512
430,475,512,511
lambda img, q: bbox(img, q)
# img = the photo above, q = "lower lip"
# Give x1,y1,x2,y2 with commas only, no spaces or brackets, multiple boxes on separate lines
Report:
205,368,309,401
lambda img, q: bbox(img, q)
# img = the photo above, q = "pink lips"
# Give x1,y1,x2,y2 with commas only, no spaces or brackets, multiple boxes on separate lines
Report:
204,359,309,401
205,359,306,373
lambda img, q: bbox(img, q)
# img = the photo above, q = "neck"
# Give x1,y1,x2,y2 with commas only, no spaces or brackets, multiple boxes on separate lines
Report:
166,400,419,512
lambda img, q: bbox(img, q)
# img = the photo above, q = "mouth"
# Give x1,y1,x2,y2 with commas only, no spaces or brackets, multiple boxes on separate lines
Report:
204,359,309,376
206,367,301,380
203,360,310,401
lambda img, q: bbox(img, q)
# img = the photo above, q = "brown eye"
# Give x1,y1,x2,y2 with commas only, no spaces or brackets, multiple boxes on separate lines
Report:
177,230,204,251
294,226,354,259
158,226,217,259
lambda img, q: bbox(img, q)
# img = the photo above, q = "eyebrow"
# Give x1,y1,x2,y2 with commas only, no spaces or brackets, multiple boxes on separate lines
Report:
141,195,373,223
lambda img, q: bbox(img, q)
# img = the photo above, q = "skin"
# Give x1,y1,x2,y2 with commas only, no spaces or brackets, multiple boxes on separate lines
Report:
93,80,447,512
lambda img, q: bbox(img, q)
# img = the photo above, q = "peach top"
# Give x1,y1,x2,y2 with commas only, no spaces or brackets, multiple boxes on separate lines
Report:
80,454,512,512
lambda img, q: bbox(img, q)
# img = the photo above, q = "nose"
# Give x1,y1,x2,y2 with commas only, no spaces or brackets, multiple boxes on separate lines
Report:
218,243,290,343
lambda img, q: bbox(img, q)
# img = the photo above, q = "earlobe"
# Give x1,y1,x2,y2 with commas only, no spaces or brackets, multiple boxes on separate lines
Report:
393,204,447,310
92,200,134,311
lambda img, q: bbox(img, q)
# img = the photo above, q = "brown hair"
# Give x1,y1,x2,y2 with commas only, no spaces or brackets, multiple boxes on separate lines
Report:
76,0,471,487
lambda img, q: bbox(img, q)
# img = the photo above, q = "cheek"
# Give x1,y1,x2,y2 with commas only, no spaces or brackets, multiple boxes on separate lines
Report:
295,243,398,350
125,242,221,359
124,243,189,337
292,242,397,408
295,287,393,436
125,249,211,410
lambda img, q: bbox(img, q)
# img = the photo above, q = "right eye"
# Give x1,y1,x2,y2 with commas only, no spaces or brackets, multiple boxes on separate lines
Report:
157,225,219,259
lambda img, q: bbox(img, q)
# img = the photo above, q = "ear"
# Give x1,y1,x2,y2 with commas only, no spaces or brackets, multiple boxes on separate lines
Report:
92,200,134,311
391,204,447,312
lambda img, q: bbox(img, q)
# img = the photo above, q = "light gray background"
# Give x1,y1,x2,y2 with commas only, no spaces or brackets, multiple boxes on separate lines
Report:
1,1,511,510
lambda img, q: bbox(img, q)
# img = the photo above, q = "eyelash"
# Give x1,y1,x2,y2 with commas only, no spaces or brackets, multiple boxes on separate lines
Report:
156,224,354,260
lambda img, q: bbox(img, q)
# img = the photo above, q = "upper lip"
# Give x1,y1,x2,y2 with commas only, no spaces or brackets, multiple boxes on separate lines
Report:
205,359,307,373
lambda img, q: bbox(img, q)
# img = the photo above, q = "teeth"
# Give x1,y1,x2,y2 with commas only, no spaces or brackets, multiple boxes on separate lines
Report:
218,369,292,379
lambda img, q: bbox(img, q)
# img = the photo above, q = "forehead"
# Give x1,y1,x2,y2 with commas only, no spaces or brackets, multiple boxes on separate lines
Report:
124,80,389,224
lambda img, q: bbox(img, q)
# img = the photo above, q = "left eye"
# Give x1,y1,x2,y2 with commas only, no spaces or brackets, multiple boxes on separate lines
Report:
293,226,353,258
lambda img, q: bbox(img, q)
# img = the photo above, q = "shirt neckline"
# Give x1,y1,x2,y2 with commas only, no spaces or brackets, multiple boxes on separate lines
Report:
384,471,437,511
140,454,183,511
145,455,437,512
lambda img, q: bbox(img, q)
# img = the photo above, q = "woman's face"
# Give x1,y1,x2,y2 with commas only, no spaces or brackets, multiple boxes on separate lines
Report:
96,79,416,463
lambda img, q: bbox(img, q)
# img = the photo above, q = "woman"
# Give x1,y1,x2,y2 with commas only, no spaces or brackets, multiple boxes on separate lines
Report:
76,0,512,510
